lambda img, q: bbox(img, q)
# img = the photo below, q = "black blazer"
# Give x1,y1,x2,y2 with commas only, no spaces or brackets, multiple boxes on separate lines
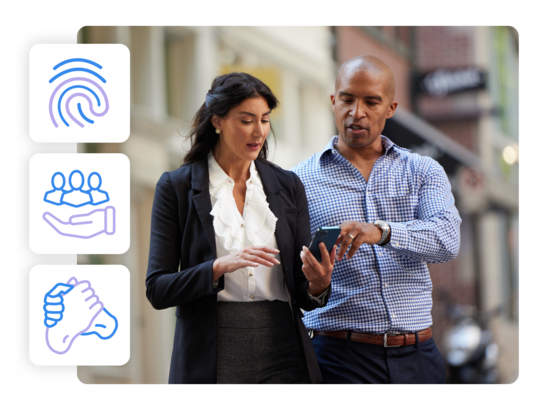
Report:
145,157,329,384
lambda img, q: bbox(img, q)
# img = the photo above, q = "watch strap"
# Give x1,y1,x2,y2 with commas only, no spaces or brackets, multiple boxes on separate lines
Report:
374,221,390,246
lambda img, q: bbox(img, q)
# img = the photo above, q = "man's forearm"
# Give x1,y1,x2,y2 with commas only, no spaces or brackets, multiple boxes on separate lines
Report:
384,212,461,263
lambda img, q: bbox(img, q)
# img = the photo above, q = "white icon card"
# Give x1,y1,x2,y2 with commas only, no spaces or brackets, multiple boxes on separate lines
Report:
29,265,130,366
29,44,130,143
29,153,130,254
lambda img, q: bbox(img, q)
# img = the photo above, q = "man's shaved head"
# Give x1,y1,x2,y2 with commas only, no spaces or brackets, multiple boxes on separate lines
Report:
335,55,395,101
330,55,398,152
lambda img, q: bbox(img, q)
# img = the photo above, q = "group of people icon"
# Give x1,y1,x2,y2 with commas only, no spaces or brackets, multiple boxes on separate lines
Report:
44,170,110,207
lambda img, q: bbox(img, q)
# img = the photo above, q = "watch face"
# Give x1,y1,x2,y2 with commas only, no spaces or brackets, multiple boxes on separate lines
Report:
375,220,387,228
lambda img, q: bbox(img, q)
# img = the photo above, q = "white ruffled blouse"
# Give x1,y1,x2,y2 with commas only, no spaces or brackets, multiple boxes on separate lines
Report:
209,153,288,302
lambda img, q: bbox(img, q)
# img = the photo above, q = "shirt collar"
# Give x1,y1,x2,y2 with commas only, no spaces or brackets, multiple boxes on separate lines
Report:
317,134,405,165
208,152,261,189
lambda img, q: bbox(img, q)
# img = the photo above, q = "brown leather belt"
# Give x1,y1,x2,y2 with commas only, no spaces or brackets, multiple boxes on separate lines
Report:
314,328,432,347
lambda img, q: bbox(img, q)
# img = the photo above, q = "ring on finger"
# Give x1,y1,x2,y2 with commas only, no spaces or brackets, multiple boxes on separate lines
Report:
347,233,355,240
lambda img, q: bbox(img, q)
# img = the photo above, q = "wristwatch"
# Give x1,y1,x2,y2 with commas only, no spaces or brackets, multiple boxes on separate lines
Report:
373,220,391,246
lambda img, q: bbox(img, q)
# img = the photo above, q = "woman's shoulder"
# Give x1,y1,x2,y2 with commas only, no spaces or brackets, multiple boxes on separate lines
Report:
155,163,194,193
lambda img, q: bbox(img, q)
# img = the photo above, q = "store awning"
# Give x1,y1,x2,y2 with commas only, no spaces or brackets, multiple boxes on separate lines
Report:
382,107,482,177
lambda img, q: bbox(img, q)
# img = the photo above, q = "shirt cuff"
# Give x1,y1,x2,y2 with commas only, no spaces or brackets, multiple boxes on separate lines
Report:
213,279,219,289
307,284,330,305
383,222,408,251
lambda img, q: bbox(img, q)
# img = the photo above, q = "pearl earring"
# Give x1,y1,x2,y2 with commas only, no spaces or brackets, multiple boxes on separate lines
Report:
215,129,221,134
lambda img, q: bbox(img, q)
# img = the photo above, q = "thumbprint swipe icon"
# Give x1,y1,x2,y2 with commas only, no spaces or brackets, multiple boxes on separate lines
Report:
48,58,110,128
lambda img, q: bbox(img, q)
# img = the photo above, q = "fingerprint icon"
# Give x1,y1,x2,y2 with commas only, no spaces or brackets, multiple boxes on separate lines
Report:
48,58,110,128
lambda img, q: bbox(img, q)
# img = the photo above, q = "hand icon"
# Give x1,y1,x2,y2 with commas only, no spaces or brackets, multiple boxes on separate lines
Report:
43,283,74,327
43,206,115,239
45,277,103,355
81,307,118,340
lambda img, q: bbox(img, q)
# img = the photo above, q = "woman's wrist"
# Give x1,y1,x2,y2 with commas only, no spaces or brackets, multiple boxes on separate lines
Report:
212,259,225,282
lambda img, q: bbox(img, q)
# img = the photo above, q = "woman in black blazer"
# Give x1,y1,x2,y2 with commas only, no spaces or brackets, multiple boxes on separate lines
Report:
146,73,335,384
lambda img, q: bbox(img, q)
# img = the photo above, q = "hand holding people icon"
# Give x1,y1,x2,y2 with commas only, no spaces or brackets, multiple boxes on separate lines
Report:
44,276,118,355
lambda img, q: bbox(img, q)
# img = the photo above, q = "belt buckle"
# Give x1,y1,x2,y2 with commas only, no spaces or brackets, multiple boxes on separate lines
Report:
383,333,399,348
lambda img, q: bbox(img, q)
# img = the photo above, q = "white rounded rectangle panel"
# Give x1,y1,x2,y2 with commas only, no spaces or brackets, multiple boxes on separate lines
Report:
29,153,130,254
29,265,130,366
29,44,130,143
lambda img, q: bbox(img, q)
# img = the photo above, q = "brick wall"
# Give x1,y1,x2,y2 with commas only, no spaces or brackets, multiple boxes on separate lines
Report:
415,26,481,154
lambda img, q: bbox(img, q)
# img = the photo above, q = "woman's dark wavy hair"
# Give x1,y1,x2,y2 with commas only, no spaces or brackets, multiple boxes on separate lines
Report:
182,72,279,165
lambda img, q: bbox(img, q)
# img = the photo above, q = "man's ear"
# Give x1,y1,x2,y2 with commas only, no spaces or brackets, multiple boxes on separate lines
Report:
330,94,336,112
386,100,398,119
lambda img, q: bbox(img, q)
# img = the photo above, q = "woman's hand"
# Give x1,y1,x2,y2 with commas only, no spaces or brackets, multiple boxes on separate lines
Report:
212,245,281,281
300,242,336,296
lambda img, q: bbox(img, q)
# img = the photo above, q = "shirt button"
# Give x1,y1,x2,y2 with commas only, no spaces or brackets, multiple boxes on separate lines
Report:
385,283,388,287
240,224,244,228
331,150,336,154
246,202,250,205
250,295,254,299
395,242,400,247
249,273,253,277
392,315,396,319
249,181,253,184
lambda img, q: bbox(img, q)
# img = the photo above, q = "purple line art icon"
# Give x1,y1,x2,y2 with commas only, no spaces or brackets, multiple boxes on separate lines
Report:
43,206,116,239
48,58,110,128
44,276,118,355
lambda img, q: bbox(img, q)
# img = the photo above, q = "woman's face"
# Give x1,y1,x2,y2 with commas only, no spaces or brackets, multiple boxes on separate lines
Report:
213,96,271,163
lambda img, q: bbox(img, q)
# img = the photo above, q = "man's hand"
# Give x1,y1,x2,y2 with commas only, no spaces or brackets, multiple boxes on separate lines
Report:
301,242,336,296
335,220,383,261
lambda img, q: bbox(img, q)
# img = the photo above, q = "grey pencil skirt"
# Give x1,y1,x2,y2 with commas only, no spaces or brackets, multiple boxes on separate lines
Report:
216,300,311,384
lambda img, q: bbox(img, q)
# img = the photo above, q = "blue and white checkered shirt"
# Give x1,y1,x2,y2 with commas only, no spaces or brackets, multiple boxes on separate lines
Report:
292,135,461,334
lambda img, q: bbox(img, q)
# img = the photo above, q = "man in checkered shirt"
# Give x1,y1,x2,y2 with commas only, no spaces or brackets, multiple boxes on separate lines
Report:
292,55,461,383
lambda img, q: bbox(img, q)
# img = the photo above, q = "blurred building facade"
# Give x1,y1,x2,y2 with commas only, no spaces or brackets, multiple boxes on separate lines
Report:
77,26,518,384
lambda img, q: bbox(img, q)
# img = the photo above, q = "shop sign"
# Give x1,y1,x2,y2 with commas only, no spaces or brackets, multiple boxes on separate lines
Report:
417,67,486,98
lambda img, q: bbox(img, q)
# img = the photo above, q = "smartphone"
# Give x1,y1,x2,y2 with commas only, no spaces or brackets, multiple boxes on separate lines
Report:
308,226,341,263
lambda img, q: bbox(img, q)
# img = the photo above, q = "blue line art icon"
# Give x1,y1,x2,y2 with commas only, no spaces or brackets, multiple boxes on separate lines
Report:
43,170,110,207
48,58,110,128
81,308,118,340
43,277,119,355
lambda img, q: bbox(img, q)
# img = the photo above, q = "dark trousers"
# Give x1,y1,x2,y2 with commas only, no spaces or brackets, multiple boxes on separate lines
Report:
312,333,446,384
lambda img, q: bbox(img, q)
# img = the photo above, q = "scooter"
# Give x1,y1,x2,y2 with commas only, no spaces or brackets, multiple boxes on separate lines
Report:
443,305,500,384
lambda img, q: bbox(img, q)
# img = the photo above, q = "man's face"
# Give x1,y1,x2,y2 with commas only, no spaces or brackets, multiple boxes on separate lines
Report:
330,68,397,150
